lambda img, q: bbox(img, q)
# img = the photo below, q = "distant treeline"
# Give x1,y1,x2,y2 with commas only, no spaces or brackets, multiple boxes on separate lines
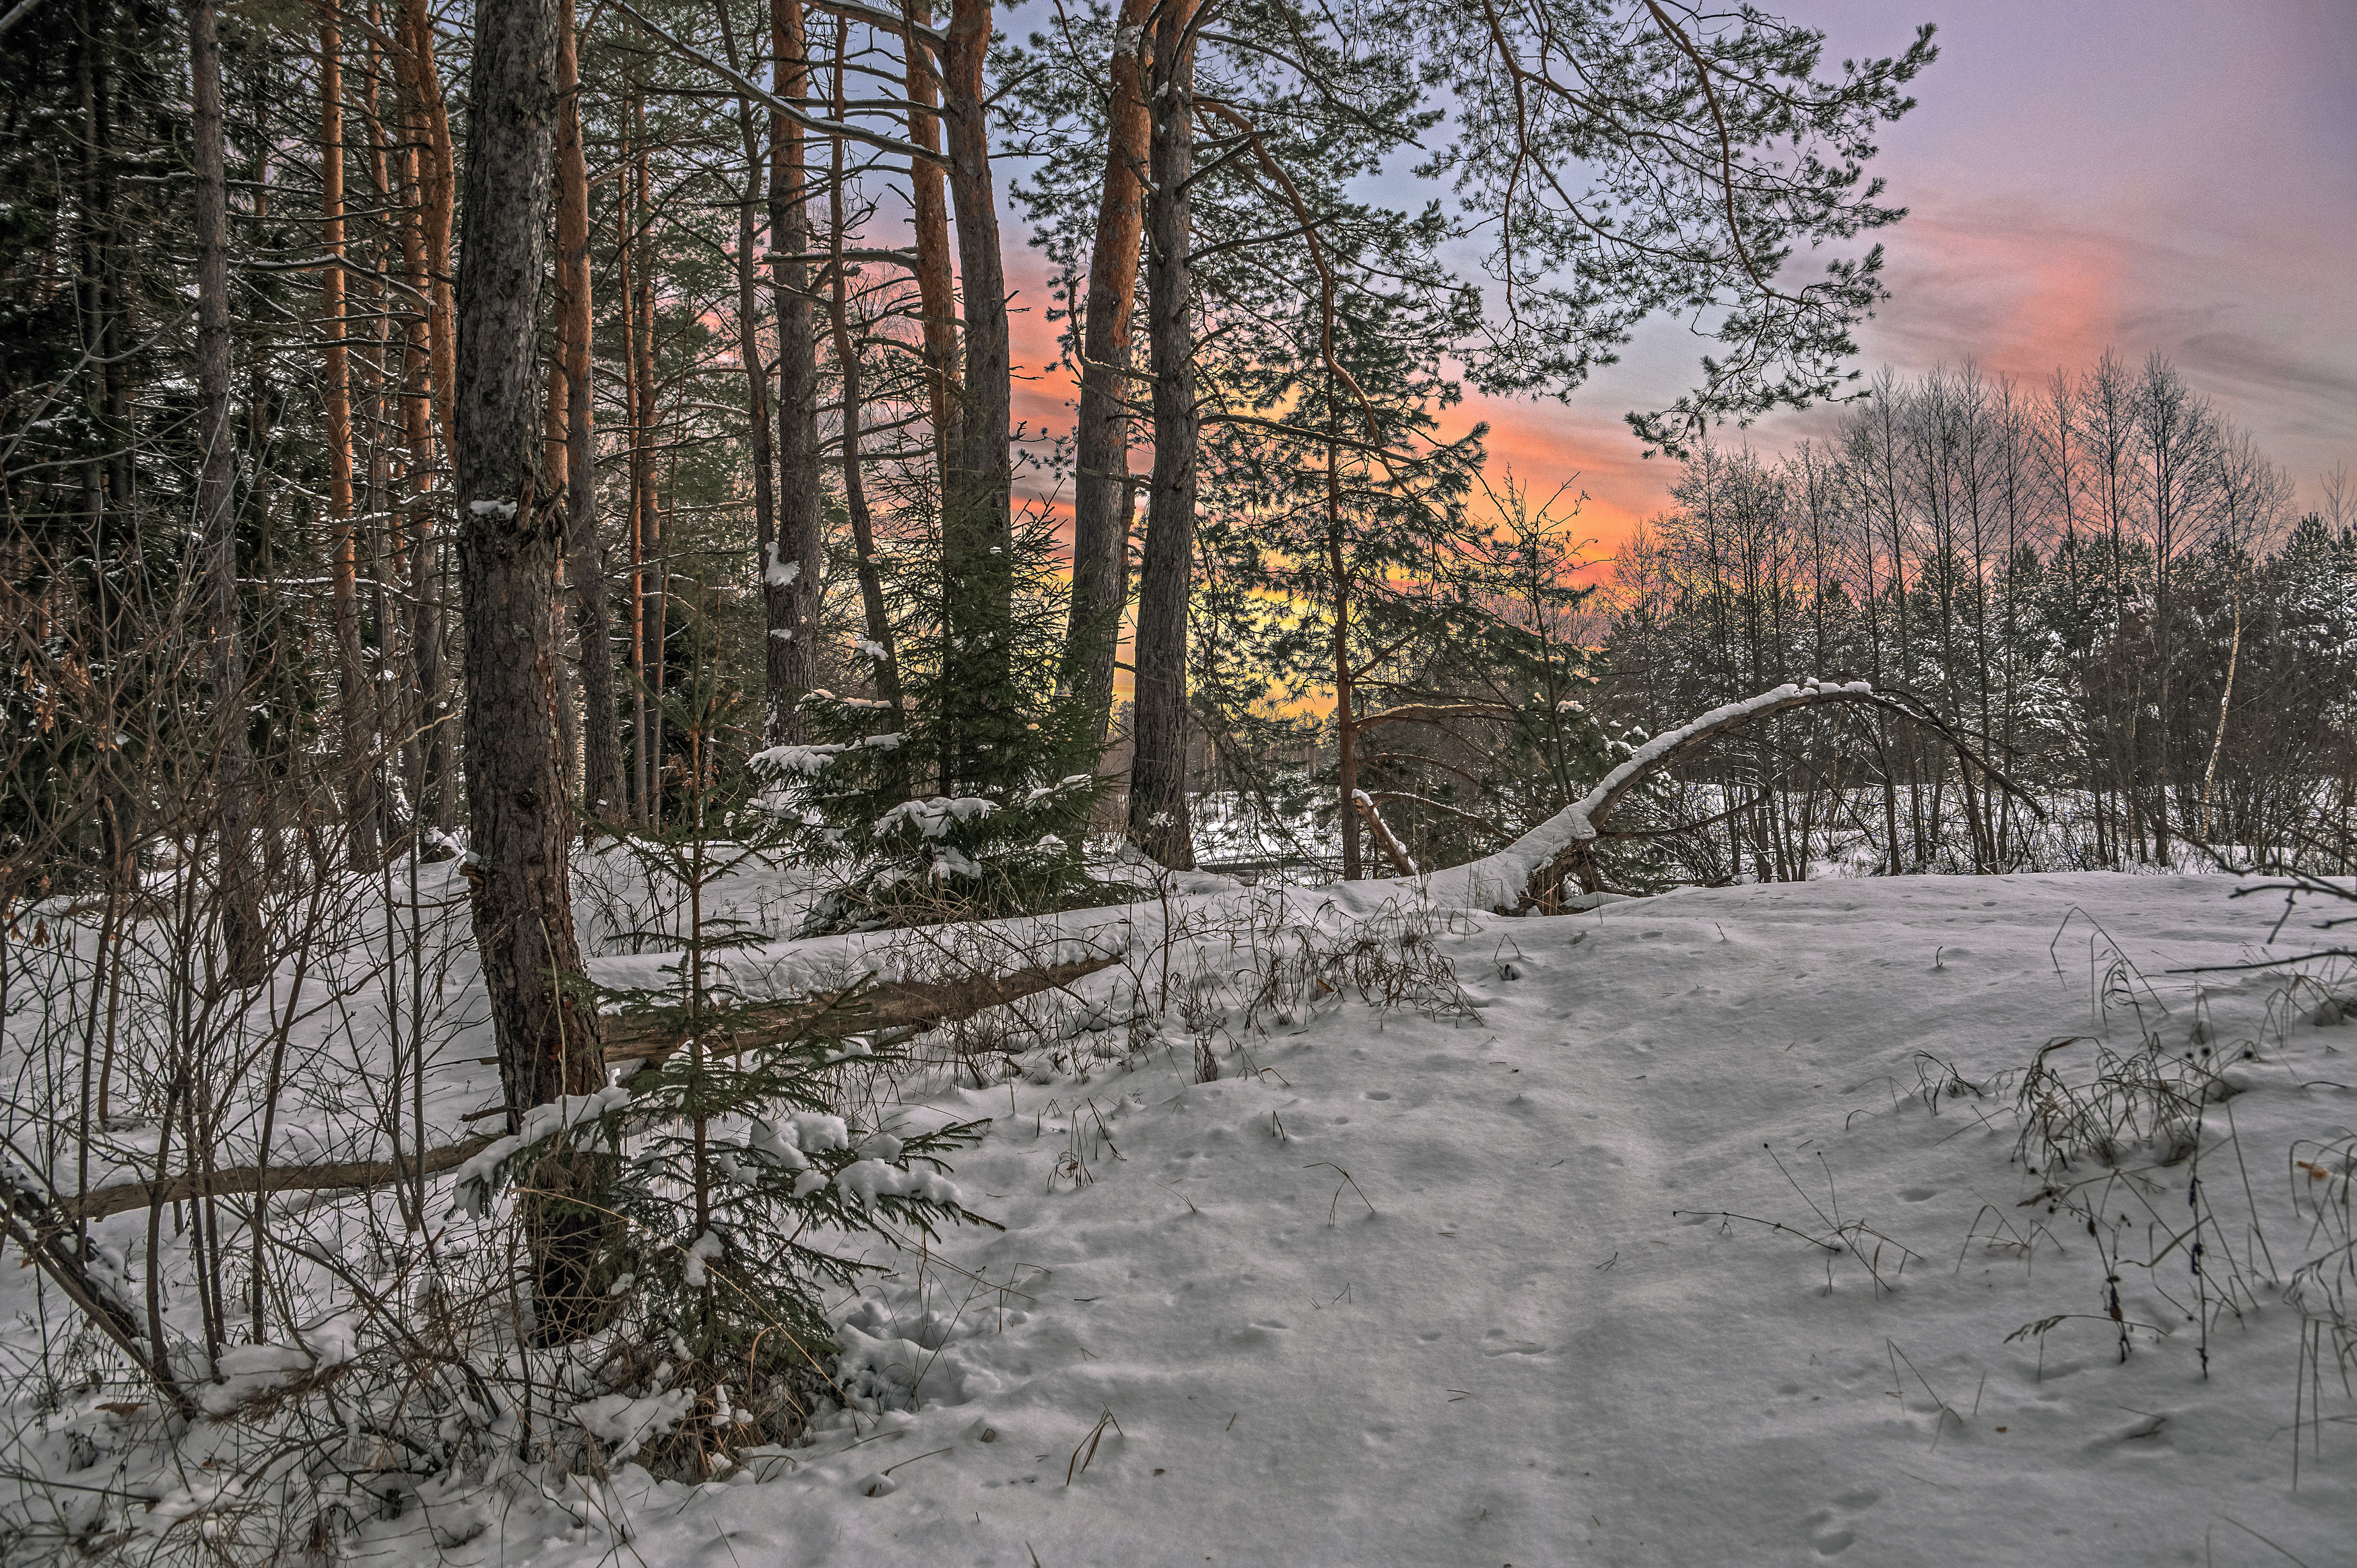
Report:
1597,354,2356,877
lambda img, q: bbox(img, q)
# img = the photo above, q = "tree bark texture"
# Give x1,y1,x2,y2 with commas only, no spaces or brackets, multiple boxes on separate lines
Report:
455,0,599,1110
765,0,824,743
1330,425,1362,879
626,105,666,818
903,1,957,465
78,1,140,891
830,25,902,713
554,1,620,817
393,0,459,829
457,0,605,1341
729,61,781,749
1125,0,1200,869
938,0,1016,789
395,0,455,449
191,0,267,982
1063,0,1155,745
322,20,378,873
615,167,649,814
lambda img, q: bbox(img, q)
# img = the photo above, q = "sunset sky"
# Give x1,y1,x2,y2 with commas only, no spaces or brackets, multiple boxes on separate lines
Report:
995,0,2357,570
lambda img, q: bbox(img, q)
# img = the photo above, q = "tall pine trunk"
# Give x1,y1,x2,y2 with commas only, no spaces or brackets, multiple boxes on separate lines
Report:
556,0,621,818
721,9,783,751
554,3,616,814
616,168,649,816
903,2,956,470
764,0,824,743
395,0,459,831
455,0,603,1338
829,24,901,712
1062,0,1154,746
321,20,378,872
1125,0,1199,868
940,0,1015,790
191,0,266,983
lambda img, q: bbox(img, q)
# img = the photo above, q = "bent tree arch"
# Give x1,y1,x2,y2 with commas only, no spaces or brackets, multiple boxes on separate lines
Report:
1423,681,2041,911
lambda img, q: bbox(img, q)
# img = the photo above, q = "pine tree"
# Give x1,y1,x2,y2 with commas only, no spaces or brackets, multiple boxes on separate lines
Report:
757,506,1109,930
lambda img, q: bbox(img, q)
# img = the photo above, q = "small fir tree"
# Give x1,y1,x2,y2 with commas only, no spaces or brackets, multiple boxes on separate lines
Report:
759,503,1113,930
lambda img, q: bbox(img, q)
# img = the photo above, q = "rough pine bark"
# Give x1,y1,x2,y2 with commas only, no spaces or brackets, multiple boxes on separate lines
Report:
1062,0,1155,745
764,0,824,743
453,0,604,1338
191,0,266,982
79,1,139,892
394,0,459,829
829,27,901,712
396,0,455,447
903,1,957,464
615,176,649,813
723,19,782,749
557,0,624,818
1125,0,1200,869
543,348,578,787
939,0,1016,788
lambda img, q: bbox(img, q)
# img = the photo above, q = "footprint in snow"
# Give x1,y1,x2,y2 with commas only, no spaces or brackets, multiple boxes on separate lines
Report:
1805,1487,1879,1556
2092,1412,2170,1450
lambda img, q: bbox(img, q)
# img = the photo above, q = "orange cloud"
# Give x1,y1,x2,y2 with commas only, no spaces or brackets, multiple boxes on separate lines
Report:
1859,203,2138,386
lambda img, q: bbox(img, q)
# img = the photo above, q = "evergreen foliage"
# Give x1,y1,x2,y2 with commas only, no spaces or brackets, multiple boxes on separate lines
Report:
757,506,1111,931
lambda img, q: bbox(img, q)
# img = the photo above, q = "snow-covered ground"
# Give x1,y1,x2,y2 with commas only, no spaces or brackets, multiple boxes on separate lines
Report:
445,873,2357,1565
11,869,2356,1565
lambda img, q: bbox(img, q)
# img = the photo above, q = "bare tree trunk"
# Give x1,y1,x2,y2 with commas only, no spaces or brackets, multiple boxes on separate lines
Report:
622,101,665,820
396,0,455,448
1125,0,1199,869
456,0,605,1341
1329,421,1360,880
615,172,649,819
321,20,378,873
935,0,1016,791
1061,0,1154,744
716,0,789,752
2201,596,2241,844
828,22,901,712
558,0,622,821
902,1,956,469
555,0,618,817
358,12,401,852
943,0,1009,555
760,0,822,743
387,105,433,826
394,0,458,831
543,350,578,793
191,0,265,984
77,1,140,894
637,152,667,811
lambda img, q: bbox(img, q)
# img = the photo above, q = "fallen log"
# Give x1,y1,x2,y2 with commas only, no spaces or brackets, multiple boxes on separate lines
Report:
1350,791,1418,878
34,953,1123,1225
597,952,1123,1065
38,1136,502,1225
